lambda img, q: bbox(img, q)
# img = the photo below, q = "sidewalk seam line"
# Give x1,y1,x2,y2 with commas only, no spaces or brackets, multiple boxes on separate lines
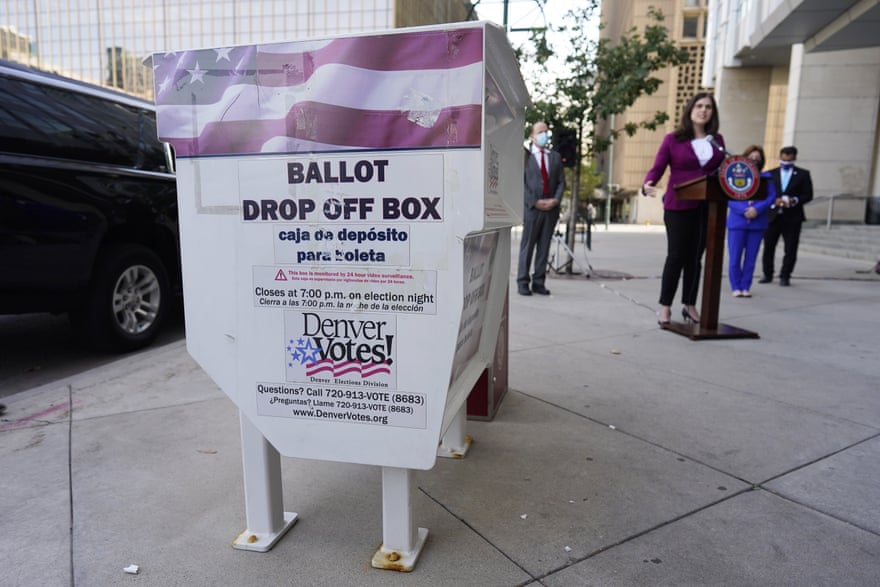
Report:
757,431,880,539
532,487,753,582
67,383,75,587
417,486,539,585
513,389,753,486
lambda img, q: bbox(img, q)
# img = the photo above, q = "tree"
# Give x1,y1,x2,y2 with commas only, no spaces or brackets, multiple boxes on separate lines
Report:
524,2,688,155
519,1,689,249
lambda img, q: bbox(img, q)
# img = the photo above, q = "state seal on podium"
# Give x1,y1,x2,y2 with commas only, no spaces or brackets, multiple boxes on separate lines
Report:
719,155,760,201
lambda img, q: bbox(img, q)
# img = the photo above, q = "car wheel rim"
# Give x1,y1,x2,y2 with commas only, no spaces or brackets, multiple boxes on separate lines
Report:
111,264,161,335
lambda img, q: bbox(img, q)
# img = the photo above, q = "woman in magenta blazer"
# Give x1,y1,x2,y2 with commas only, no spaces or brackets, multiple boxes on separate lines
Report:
642,93,726,326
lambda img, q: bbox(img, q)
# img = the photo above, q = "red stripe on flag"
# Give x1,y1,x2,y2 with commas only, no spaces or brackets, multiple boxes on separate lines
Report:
169,102,482,156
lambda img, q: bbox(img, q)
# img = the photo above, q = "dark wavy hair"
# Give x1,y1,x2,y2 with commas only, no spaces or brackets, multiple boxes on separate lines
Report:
741,144,766,171
673,92,719,141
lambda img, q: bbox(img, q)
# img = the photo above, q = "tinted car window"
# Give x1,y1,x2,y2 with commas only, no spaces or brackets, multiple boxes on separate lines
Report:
0,75,165,171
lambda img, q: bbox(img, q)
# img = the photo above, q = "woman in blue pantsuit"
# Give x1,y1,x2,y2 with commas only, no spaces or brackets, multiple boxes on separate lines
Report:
727,145,777,297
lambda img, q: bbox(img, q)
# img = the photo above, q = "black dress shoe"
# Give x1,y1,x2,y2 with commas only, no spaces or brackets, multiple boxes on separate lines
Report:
518,286,532,296
532,286,551,295
780,276,790,286
758,275,772,284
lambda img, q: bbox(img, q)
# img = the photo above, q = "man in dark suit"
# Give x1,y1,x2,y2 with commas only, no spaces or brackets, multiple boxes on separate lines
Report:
516,121,566,296
760,145,813,286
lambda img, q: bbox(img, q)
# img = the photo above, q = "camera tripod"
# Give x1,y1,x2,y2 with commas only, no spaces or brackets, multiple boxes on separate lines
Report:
547,230,593,277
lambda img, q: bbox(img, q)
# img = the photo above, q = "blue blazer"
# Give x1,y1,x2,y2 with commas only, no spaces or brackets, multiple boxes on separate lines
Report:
727,171,777,231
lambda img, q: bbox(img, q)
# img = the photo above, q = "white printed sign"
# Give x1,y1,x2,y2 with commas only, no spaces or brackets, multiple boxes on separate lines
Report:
273,224,411,266
252,266,437,314
247,310,429,429
450,232,498,383
239,153,445,225
255,382,426,429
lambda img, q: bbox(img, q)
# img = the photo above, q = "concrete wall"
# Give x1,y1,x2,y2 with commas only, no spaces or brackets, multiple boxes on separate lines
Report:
713,46,880,222
715,66,772,156
791,47,880,202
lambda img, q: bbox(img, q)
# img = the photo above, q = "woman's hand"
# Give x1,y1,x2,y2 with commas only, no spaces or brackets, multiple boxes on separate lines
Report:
642,181,659,198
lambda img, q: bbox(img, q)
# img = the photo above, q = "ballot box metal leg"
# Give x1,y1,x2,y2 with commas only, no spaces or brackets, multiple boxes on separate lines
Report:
233,411,298,552
437,403,472,458
372,467,428,571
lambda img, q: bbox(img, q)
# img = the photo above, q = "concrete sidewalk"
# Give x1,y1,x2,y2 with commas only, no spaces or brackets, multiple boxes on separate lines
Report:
2,228,879,586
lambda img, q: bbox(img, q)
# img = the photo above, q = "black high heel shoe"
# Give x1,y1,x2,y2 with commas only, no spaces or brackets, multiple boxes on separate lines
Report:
682,307,700,324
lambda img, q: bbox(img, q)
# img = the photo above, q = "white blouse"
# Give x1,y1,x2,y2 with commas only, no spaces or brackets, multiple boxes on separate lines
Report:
691,136,713,167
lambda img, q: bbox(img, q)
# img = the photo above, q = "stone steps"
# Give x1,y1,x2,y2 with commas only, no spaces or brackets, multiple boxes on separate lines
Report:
799,224,880,261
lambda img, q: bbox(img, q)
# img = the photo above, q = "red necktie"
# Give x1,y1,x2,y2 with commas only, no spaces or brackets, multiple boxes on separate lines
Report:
540,149,549,195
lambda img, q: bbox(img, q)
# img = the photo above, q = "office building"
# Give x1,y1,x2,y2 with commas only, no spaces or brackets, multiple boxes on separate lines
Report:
704,0,880,223
601,0,880,225
599,0,709,225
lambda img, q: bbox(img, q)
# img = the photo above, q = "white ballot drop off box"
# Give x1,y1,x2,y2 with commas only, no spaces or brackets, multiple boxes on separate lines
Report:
153,21,529,569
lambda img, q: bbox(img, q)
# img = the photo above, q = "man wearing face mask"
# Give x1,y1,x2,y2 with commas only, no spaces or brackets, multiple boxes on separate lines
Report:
759,146,813,286
516,121,566,296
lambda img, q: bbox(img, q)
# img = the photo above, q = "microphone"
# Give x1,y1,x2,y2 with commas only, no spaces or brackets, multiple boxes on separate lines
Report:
706,134,731,156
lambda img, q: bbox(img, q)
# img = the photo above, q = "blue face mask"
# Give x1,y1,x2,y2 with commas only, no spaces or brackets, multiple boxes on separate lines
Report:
535,132,549,148
779,160,795,169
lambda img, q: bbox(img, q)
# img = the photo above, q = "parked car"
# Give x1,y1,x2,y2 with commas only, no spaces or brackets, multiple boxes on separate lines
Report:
0,60,181,351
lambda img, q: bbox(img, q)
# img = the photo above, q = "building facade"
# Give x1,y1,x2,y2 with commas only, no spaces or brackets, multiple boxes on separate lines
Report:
601,0,880,225
704,0,880,223
1,0,475,98
599,0,710,225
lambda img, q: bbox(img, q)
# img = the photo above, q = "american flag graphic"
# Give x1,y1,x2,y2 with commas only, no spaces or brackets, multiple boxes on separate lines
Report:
152,27,485,157
304,358,393,379
287,337,392,379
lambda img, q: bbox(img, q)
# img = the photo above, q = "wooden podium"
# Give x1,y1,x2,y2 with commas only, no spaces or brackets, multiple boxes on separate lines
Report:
662,174,765,340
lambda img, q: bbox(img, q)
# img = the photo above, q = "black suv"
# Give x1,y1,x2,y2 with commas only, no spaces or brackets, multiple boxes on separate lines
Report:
0,60,180,351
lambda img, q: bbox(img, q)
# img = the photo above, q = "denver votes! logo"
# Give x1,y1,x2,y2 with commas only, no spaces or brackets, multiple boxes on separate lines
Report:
284,311,396,388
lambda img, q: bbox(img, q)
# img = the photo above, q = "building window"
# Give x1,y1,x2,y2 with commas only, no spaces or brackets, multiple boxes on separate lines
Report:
683,16,698,38
683,0,700,6
675,44,707,121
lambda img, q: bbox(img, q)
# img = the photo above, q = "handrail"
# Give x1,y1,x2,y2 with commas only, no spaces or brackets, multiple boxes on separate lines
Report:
805,193,869,229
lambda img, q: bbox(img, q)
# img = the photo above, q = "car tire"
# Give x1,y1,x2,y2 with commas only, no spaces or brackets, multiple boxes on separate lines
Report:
72,244,170,352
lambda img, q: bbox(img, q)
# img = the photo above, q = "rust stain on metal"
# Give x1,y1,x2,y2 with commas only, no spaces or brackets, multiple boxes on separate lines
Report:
452,435,474,458
372,549,413,572
247,534,258,544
